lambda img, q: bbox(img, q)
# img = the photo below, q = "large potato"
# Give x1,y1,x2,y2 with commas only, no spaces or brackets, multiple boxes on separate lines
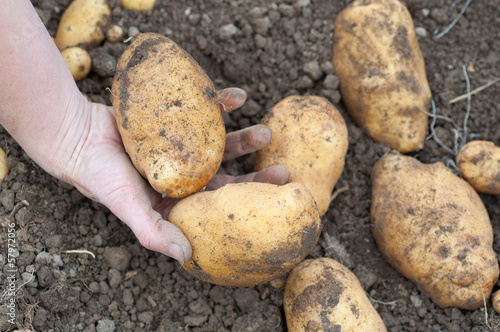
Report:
457,140,500,195
111,33,225,198
371,152,499,309
55,0,111,50
332,0,431,153
284,258,387,332
168,182,322,287
255,96,348,216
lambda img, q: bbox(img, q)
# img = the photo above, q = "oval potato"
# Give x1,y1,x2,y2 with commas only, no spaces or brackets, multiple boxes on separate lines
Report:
284,258,387,332
119,0,156,11
0,146,9,181
457,140,500,194
255,96,348,216
61,46,92,81
168,182,322,287
371,152,499,309
332,0,431,153
111,33,225,198
55,0,111,50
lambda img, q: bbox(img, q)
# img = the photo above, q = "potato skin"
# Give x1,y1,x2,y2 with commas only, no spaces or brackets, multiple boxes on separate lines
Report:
0,146,9,182
371,152,499,309
119,0,157,11
55,0,111,50
284,258,387,332
61,46,91,81
255,96,348,216
332,0,431,153
168,182,322,287
457,140,500,194
111,33,225,198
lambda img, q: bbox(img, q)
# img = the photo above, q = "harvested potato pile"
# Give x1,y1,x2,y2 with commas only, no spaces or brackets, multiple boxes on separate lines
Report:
255,96,348,216
457,140,500,194
111,33,225,198
332,0,431,153
168,182,321,287
371,151,499,310
284,258,387,331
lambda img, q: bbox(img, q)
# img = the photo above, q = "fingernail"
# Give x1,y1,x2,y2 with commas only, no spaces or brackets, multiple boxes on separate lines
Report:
169,243,186,264
257,125,272,142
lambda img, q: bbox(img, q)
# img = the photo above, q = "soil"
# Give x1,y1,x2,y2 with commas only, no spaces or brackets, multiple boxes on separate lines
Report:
1,0,499,331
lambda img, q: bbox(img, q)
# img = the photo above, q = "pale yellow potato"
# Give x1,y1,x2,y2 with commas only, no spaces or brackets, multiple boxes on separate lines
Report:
457,140,500,195
0,146,9,181
55,0,111,50
119,0,156,11
492,290,500,314
106,25,124,43
371,152,499,310
168,182,322,287
111,33,225,198
255,96,348,216
284,258,387,332
61,46,91,81
332,0,431,153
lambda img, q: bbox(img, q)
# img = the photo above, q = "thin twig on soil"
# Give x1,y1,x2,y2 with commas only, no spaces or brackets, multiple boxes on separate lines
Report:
436,0,472,39
330,185,349,202
63,249,96,259
366,293,398,306
426,100,455,155
477,270,491,330
461,65,472,148
449,78,500,104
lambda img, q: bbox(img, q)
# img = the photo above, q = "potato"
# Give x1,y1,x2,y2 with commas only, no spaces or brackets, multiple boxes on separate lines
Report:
118,0,156,11
492,290,500,314
371,151,499,309
284,258,387,332
106,25,124,43
168,182,322,287
111,33,225,198
61,46,91,81
0,146,9,182
254,96,348,216
457,140,500,195
332,0,431,153
55,0,111,50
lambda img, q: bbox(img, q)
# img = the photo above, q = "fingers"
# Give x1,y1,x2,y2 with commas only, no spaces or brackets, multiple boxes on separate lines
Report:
217,87,247,113
223,124,272,161
206,165,290,191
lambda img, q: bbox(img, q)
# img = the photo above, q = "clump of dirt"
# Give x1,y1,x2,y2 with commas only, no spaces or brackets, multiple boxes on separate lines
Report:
1,0,499,331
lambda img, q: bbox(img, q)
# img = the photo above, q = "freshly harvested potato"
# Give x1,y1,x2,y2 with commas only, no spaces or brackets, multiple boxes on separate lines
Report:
111,33,225,198
61,46,91,81
119,0,156,11
371,152,499,309
106,25,124,43
457,140,500,194
332,0,431,153
492,290,500,314
168,182,322,287
284,258,387,332
55,0,111,50
255,96,348,216
0,146,9,181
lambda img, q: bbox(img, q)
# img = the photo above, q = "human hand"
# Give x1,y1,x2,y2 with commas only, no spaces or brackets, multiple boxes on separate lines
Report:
65,88,289,264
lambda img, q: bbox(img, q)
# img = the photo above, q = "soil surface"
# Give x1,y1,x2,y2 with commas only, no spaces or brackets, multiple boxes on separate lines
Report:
1,0,500,331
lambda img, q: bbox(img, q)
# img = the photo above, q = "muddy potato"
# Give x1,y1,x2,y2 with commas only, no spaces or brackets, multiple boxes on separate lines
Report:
332,0,431,153
457,140,500,195
111,33,225,197
255,96,348,216
168,182,322,287
0,146,9,181
61,46,91,81
371,152,499,309
118,0,156,11
284,258,387,332
55,0,111,50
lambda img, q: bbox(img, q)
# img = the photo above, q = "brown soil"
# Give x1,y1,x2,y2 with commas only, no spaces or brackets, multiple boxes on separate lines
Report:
1,0,499,331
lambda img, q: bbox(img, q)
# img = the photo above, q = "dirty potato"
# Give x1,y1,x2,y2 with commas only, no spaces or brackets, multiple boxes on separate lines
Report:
332,0,431,153
255,96,348,216
111,33,225,198
61,46,91,81
371,152,499,309
55,0,111,50
284,258,387,332
457,140,500,195
168,182,322,287
0,146,9,181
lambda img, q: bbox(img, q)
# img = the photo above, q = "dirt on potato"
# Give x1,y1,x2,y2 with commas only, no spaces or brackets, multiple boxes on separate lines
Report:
1,0,499,331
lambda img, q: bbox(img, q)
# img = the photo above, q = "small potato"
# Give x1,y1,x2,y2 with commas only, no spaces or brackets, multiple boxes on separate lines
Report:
119,0,156,11
457,140,500,194
168,182,322,287
371,151,499,309
332,0,431,153
0,146,9,181
255,96,348,216
284,258,387,332
61,46,91,81
492,290,500,314
106,25,124,43
111,33,225,198
55,0,111,50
